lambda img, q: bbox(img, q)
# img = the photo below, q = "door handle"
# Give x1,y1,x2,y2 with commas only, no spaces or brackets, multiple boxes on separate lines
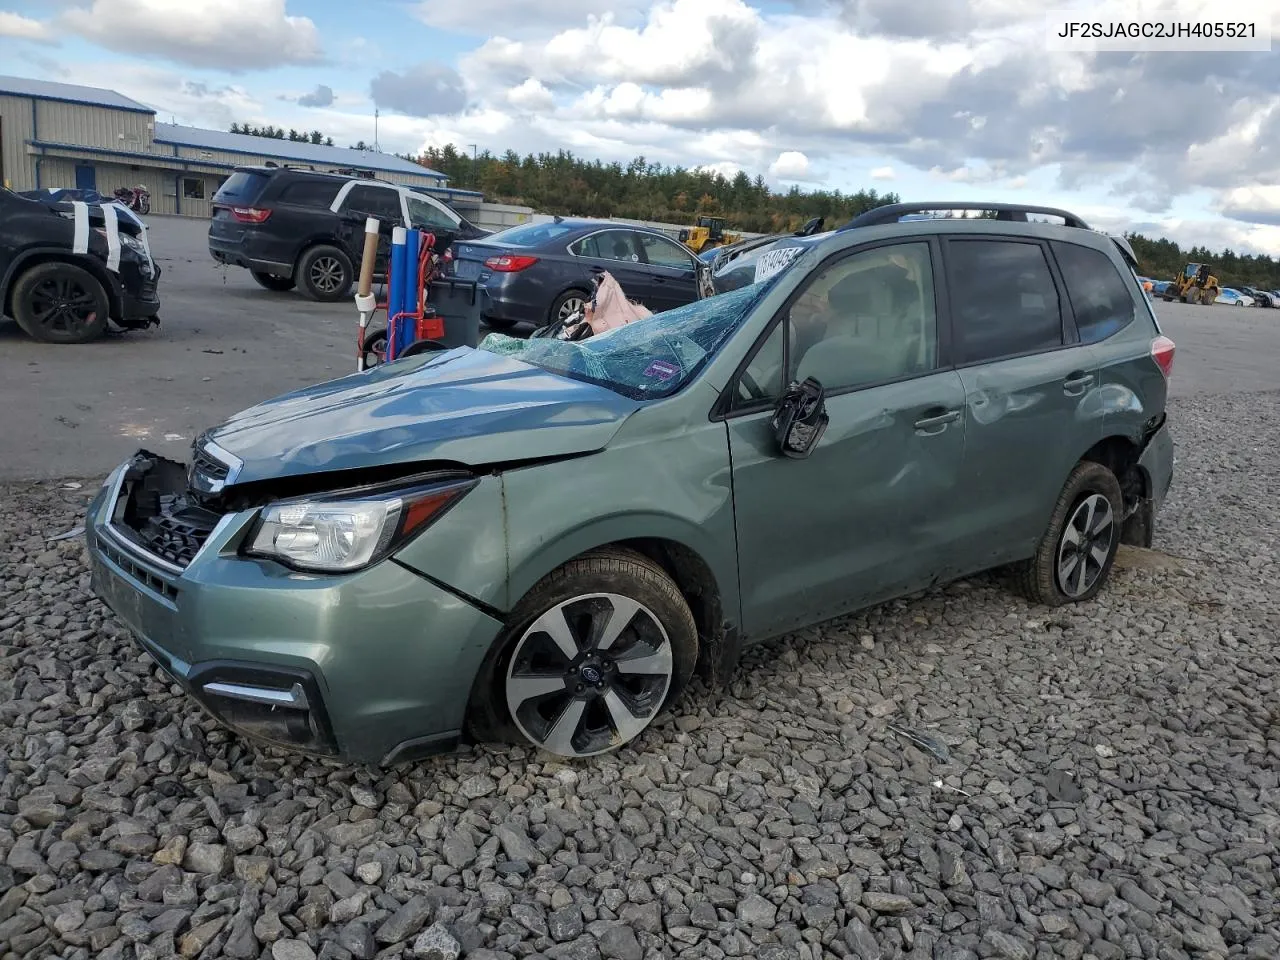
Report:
652,276,667,284
913,409,960,434
1063,370,1095,395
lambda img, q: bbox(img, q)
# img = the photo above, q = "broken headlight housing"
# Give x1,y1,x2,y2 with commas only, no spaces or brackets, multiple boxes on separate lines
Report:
245,478,475,573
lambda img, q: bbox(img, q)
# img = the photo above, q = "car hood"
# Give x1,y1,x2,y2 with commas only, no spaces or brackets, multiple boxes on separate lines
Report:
204,346,640,484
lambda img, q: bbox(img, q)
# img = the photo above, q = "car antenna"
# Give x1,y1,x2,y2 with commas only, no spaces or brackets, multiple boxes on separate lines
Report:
553,214,563,223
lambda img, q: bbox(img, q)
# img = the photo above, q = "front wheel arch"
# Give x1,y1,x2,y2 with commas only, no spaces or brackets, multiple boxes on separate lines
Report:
2,249,122,321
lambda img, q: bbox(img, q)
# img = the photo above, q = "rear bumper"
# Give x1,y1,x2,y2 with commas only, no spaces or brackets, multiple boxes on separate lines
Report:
208,231,295,278
1139,418,1174,515
209,243,294,278
85,457,505,766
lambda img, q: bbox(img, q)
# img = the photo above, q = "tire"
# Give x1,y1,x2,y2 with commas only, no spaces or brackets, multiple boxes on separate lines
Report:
361,327,387,368
297,245,353,302
1012,461,1124,607
549,289,590,326
474,547,698,758
138,196,151,215
11,261,110,344
399,338,449,358
251,271,296,292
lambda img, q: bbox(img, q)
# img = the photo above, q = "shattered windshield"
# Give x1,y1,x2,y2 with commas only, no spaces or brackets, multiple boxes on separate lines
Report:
479,280,773,401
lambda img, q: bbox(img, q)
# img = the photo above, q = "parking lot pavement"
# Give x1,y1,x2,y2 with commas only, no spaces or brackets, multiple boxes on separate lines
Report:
1,391,1279,957
2,215,1280,482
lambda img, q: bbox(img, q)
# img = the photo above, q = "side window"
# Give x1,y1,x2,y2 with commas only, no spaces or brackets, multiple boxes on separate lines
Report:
571,231,638,263
343,185,403,223
406,196,459,231
733,320,786,408
638,234,693,269
948,240,1063,364
278,179,342,208
1051,241,1136,344
787,242,938,391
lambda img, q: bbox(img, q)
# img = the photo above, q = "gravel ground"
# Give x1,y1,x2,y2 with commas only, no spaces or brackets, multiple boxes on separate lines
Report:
2,390,1278,960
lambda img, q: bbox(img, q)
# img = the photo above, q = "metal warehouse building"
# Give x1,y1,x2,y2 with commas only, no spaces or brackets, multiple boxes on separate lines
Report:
0,74,486,218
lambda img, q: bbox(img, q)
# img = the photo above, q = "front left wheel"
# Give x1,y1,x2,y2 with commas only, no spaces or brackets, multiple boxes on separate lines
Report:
11,261,110,344
1012,461,1124,607
479,549,698,758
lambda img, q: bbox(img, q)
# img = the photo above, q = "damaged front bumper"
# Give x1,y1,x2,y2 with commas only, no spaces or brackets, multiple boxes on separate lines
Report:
85,451,504,766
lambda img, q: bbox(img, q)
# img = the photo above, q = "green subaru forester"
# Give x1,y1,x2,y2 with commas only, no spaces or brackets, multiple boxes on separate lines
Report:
86,203,1175,765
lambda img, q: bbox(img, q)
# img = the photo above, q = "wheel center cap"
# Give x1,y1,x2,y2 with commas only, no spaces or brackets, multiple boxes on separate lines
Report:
580,665,603,685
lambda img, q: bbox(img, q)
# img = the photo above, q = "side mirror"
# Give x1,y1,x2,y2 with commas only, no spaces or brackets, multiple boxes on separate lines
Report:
771,377,828,459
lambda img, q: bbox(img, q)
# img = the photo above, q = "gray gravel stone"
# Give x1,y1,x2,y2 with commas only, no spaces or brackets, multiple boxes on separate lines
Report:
412,921,461,959
273,940,318,960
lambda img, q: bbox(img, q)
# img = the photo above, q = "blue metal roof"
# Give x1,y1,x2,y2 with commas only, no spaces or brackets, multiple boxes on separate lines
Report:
0,74,155,114
154,124,447,180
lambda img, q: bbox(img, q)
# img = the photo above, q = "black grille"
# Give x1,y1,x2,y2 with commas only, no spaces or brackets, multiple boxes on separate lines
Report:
131,497,216,567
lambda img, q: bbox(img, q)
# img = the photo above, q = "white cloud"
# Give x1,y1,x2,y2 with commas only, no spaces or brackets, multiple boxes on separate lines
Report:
697,161,742,179
414,0,648,37
507,79,555,112
1218,185,1280,227
769,151,811,180
59,0,321,70
0,12,50,41
870,166,896,180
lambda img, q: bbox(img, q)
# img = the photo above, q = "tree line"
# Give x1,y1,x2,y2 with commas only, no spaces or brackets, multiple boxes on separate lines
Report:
1126,233,1280,291
409,144,902,234
228,124,335,146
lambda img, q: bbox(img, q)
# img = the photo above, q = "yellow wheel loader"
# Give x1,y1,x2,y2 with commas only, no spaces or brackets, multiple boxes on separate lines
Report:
1162,262,1220,305
678,216,743,255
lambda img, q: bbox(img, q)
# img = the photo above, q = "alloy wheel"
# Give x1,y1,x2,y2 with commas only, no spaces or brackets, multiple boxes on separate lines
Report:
309,256,345,294
29,276,100,338
505,592,674,757
1056,493,1115,597
557,296,585,321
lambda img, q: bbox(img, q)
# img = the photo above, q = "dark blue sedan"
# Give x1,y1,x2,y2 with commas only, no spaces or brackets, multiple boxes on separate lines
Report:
449,218,704,329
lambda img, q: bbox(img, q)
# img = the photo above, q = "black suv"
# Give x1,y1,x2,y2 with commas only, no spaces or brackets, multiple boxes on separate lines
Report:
0,187,160,343
208,167,489,302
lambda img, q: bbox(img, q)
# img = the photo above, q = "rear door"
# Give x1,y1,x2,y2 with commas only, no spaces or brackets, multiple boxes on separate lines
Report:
942,236,1102,572
336,184,404,272
567,229,662,305
634,232,699,312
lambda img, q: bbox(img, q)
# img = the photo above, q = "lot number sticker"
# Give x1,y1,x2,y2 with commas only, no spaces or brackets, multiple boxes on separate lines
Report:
753,245,804,283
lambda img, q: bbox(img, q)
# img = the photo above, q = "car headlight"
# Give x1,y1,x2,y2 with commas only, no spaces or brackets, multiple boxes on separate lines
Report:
245,478,475,573
119,231,147,256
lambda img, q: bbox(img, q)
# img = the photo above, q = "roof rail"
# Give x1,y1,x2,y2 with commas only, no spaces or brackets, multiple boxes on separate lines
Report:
839,202,1093,231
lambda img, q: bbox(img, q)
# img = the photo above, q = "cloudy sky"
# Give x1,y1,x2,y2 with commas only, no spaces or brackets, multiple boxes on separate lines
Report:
2,0,1279,253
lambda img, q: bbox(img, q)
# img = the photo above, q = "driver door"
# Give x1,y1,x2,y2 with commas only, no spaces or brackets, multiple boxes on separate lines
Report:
723,239,970,641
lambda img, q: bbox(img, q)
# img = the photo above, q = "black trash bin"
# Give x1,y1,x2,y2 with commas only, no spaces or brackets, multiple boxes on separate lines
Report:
427,278,482,348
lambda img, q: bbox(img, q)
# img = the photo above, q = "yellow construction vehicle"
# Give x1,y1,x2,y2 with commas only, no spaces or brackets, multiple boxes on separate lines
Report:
1162,262,1220,305
678,216,743,255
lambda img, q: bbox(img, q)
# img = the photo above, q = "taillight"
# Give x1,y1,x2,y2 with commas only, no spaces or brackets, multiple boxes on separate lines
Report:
1151,335,1175,378
483,254,538,272
230,206,271,223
